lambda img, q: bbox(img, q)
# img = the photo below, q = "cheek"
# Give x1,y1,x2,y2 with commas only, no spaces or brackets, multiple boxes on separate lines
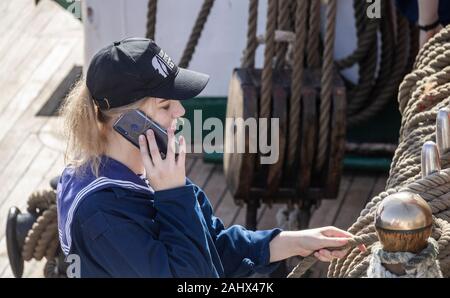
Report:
152,109,173,129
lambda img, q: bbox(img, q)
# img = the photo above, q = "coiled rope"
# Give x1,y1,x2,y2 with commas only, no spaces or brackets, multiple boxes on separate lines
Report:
289,25,450,278
21,190,63,277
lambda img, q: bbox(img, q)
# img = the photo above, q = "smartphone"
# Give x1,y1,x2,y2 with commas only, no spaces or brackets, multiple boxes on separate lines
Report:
113,109,178,159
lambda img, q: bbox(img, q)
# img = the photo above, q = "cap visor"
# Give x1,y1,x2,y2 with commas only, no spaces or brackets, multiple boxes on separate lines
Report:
150,68,210,100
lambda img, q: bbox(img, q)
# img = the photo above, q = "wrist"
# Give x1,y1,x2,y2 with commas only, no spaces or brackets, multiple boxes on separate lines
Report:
282,231,304,257
269,231,299,262
418,19,440,32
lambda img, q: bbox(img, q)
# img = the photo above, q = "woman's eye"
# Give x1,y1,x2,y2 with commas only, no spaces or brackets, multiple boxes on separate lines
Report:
161,105,170,110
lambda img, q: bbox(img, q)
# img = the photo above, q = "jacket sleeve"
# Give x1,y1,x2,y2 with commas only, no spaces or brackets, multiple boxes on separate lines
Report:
72,185,218,277
193,184,283,277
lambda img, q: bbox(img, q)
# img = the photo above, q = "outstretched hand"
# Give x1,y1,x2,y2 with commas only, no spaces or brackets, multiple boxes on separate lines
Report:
269,226,366,263
299,226,367,262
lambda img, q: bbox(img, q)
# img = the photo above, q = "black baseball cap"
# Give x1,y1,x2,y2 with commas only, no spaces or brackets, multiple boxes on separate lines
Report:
86,37,210,110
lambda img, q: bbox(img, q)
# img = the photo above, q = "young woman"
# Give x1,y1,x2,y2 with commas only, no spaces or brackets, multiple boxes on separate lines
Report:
57,38,363,277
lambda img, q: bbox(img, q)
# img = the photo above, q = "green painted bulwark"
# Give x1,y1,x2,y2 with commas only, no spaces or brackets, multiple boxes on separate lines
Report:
42,0,82,20
186,96,399,172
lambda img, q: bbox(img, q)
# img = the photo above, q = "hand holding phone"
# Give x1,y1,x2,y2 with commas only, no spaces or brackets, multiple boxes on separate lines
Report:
138,128,187,191
113,109,186,191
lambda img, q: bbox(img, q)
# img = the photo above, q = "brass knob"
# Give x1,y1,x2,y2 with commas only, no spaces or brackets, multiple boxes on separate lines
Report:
375,191,433,253
421,141,441,178
436,108,450,155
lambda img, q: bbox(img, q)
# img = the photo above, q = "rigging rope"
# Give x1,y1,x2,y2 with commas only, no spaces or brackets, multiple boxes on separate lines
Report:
289,25,450,278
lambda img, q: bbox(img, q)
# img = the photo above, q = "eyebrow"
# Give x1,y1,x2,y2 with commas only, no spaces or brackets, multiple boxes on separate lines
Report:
158,99,169,104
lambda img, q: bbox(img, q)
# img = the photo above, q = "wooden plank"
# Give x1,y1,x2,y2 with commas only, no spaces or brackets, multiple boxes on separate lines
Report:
186,156,197,176
308,174,353,228
0,3,81,112
0,45,81,173
230,205,245,226
0,4,78,92
0,37,58,112
230,201,278,229
0,45,80,276
0,146,60,274
0,134,44,209
0,0,82,278
0,145,59,234
257,203,283,230
366,173,388,205
35,154,65,191
201,165,228,208
214,190,239,228
0,149,59,222
185,158,215,188
0,0,31,43
0,236,10,277
0,40,78,141
0,2,56,69
332,173,378,230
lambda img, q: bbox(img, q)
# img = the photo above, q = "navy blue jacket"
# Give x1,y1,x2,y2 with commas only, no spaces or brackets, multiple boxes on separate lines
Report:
56,156,282,277
396,0,450,26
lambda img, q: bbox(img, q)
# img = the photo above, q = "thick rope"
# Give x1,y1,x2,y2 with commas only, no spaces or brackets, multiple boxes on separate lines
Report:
259,0,277,120
22,205,57,261
336,0,373,70
347,5,408,126
178,0,215,68
329,27,450,277
315,0,337,173
274,0,292,69
21,190,61,278
145,0,158,40
286,0,307,170
289,26,450,277
288,233,378,278
241,0,259,68
338,0,414,127
306,0,321,68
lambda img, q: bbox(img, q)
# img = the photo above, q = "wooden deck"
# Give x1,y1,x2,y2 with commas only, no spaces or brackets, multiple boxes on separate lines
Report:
0,0,389,278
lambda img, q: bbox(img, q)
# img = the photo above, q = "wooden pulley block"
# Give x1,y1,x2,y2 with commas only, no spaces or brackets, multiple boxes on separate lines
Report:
223,68,258,200
297,70,318,196
265,70,289,199
318,71,346,199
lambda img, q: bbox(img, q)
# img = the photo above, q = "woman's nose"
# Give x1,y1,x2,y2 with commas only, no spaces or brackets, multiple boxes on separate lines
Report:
172,100,185,118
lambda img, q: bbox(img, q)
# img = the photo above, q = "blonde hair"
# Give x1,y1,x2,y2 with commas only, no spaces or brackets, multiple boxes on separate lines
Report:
59,79,147,177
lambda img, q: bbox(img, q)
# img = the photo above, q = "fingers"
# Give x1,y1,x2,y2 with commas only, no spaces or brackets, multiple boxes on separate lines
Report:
320,226,353,249
314,249,348,262
358,244,367,252
177,135,186,167
320,236,349,249
318,249,333,260
146,129,162,165
166,127,175,163
321,226,353,238
314,251,332,263
331,249,349,259
139,135,154,170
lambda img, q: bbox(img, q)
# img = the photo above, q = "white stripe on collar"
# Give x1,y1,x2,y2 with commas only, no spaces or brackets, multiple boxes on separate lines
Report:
60,177,154,255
